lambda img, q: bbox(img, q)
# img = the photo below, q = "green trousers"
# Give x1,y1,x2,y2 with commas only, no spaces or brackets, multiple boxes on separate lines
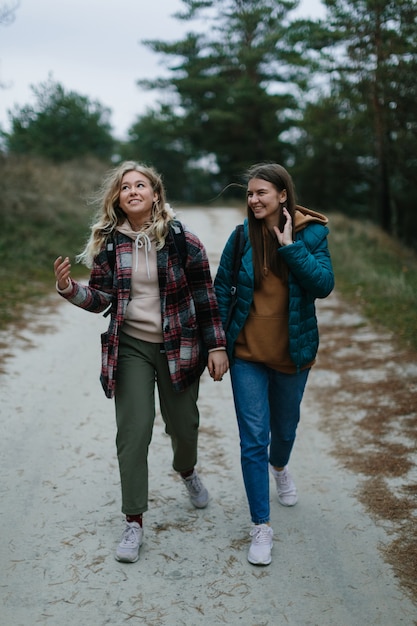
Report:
115,332,200,515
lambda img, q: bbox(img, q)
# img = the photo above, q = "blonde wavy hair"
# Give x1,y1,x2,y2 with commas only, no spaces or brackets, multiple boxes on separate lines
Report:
76,161,176,267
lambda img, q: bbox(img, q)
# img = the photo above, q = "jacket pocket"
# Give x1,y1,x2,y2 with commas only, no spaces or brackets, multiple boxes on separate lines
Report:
179,325,201,366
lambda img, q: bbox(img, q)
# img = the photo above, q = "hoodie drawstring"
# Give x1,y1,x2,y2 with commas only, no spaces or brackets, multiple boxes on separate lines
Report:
134,232,152,277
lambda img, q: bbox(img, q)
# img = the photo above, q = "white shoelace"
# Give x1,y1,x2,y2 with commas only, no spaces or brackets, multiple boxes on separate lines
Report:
121,524,140,545
186,473,202,495
250,525,272,543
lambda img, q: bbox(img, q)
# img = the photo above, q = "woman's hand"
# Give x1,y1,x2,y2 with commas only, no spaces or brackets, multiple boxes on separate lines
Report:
273,206,294,247
207,349,229,382
54,256,72,291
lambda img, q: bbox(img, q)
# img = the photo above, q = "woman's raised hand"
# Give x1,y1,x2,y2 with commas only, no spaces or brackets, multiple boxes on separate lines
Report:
54,256,72,291
273,206,293,247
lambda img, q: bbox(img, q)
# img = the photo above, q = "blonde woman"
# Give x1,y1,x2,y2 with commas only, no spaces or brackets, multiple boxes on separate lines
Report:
54,161,228,563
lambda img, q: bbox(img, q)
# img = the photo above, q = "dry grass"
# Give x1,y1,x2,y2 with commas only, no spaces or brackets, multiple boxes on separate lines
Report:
313,293,417,603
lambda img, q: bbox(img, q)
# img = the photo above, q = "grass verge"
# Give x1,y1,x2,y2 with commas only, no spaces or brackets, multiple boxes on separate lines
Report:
0,155,108,329
327,212,417,352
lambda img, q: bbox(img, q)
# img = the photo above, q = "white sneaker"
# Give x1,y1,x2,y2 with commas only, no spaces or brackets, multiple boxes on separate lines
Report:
248,524,273,565
115,521,143,563
181,469,209,508
270,465,298,506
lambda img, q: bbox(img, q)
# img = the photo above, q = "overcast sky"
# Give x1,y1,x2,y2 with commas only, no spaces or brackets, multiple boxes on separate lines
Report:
0,0,325,140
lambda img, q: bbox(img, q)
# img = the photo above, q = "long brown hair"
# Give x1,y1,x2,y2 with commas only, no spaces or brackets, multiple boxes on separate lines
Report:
245,163,296,289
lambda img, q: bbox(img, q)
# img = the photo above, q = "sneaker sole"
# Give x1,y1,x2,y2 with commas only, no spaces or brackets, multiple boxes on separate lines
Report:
115,553,139,563
278,496,298,506
191,498,209,509
115,538,143,563
248,555,272,566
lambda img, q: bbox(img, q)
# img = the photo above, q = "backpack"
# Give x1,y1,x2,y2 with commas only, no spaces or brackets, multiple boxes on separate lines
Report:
224,224,245,332
103,219,187,317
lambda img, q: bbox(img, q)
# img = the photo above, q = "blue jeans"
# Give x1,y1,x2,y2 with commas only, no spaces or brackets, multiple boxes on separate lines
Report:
230,358,310,524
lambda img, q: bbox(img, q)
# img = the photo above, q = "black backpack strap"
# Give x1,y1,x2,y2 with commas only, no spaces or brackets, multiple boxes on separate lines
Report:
224,224,245,332
170,219,187,270
103,233,116,317
105,233,116,272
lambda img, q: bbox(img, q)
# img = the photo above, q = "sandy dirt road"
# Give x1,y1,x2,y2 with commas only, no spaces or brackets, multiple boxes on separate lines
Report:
0,207,416,625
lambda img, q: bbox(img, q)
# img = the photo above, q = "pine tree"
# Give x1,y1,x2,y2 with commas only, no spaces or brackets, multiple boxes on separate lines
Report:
317,0,417,237
138,0,313,189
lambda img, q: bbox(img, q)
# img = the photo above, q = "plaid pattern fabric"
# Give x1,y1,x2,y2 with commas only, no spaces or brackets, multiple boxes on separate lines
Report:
60,224,226,398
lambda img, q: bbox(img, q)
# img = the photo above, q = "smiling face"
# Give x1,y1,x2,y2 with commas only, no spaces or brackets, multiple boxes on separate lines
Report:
118,170,158,230
247,178,287,230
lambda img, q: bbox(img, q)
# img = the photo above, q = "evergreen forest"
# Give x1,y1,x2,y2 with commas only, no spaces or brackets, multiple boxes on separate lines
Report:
2,0,416,247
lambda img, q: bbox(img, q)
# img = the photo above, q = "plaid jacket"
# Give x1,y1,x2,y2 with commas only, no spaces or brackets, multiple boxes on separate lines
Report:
60,223,226,398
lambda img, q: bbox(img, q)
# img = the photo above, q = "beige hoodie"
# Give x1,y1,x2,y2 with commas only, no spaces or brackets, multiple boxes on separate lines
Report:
117,220,163,343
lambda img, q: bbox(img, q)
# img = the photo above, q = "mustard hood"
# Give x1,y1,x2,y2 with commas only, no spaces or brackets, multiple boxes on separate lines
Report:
294,205,328,233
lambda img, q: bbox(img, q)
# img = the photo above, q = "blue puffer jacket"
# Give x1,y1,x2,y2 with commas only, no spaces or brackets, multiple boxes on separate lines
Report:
214,207,334,370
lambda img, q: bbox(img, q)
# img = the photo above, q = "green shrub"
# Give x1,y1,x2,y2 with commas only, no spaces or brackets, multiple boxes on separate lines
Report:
0,155,109,325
